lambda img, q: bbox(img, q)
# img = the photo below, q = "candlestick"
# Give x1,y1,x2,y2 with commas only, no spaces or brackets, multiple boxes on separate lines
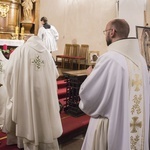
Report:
21,27,24,34
15,26,19,34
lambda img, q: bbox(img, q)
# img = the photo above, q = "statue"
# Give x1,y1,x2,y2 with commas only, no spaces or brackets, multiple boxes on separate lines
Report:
22,0,36,22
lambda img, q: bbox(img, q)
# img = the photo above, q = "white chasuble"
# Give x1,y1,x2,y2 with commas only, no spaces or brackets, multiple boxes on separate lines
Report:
0,51,8,127
3,36,62,150
126,58,144,149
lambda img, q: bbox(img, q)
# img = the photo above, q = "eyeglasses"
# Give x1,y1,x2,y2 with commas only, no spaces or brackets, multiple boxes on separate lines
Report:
103,29,112,35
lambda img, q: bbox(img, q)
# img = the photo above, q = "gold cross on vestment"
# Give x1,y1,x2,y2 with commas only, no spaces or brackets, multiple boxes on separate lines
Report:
0,61,3,73
130,117,142,133
132,74,142,91
31,55,44,70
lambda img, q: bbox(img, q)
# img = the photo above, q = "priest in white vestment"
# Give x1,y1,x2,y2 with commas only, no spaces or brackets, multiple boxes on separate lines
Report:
79,19,150,150
38,17,59,53
0,51,8,129
3,36,63,150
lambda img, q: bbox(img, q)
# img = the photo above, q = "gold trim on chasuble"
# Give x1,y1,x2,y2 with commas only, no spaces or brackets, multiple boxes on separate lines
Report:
126,58,144,150
31,55,44,70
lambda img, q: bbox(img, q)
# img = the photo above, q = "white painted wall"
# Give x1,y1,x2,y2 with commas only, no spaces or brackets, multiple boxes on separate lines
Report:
39,0,150,59
39,0,117,58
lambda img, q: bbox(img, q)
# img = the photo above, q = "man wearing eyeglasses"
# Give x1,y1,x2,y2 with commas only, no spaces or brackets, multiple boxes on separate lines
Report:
79,19,150,150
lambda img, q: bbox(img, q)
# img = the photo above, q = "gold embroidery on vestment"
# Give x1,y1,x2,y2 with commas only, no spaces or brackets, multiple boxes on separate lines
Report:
130,117,142,133
31,55,44,70
130,135,140,150
132,74,142,91
126,57,144,150
131,95,142,114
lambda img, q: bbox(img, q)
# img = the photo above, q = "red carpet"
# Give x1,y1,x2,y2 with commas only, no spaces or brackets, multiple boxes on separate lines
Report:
57,79,67,105
0,132,19,150
60,111,89,135
58,78,90,143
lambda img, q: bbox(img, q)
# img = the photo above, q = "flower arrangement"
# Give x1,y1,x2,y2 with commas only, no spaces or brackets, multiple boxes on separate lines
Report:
0,44,14,54
0,44,14,59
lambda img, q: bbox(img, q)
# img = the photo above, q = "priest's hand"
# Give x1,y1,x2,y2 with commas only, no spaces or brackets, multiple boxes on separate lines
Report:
86,66,93,75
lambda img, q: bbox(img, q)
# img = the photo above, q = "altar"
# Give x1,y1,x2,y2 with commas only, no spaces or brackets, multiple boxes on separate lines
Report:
0,0,39,39
0,39,24,59
0,0,39,51
0,39,24,47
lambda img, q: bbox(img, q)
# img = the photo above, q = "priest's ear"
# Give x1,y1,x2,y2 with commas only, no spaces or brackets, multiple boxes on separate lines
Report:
110,29,116,38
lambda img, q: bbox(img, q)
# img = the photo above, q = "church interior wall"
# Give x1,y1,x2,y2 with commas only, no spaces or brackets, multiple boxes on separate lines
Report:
39,0,150,59
39,0,117,59
146,0,150,26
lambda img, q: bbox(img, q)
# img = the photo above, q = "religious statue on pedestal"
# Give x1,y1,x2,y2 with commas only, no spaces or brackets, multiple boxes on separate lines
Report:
21,0,36,22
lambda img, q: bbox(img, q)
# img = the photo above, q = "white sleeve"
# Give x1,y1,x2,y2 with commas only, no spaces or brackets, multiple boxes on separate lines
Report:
79,55,125,118
37,27,43,40
51,25,59,41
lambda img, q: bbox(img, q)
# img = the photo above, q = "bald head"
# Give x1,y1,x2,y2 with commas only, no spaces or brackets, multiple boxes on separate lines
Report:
110,19,130,38
105,19,130,45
